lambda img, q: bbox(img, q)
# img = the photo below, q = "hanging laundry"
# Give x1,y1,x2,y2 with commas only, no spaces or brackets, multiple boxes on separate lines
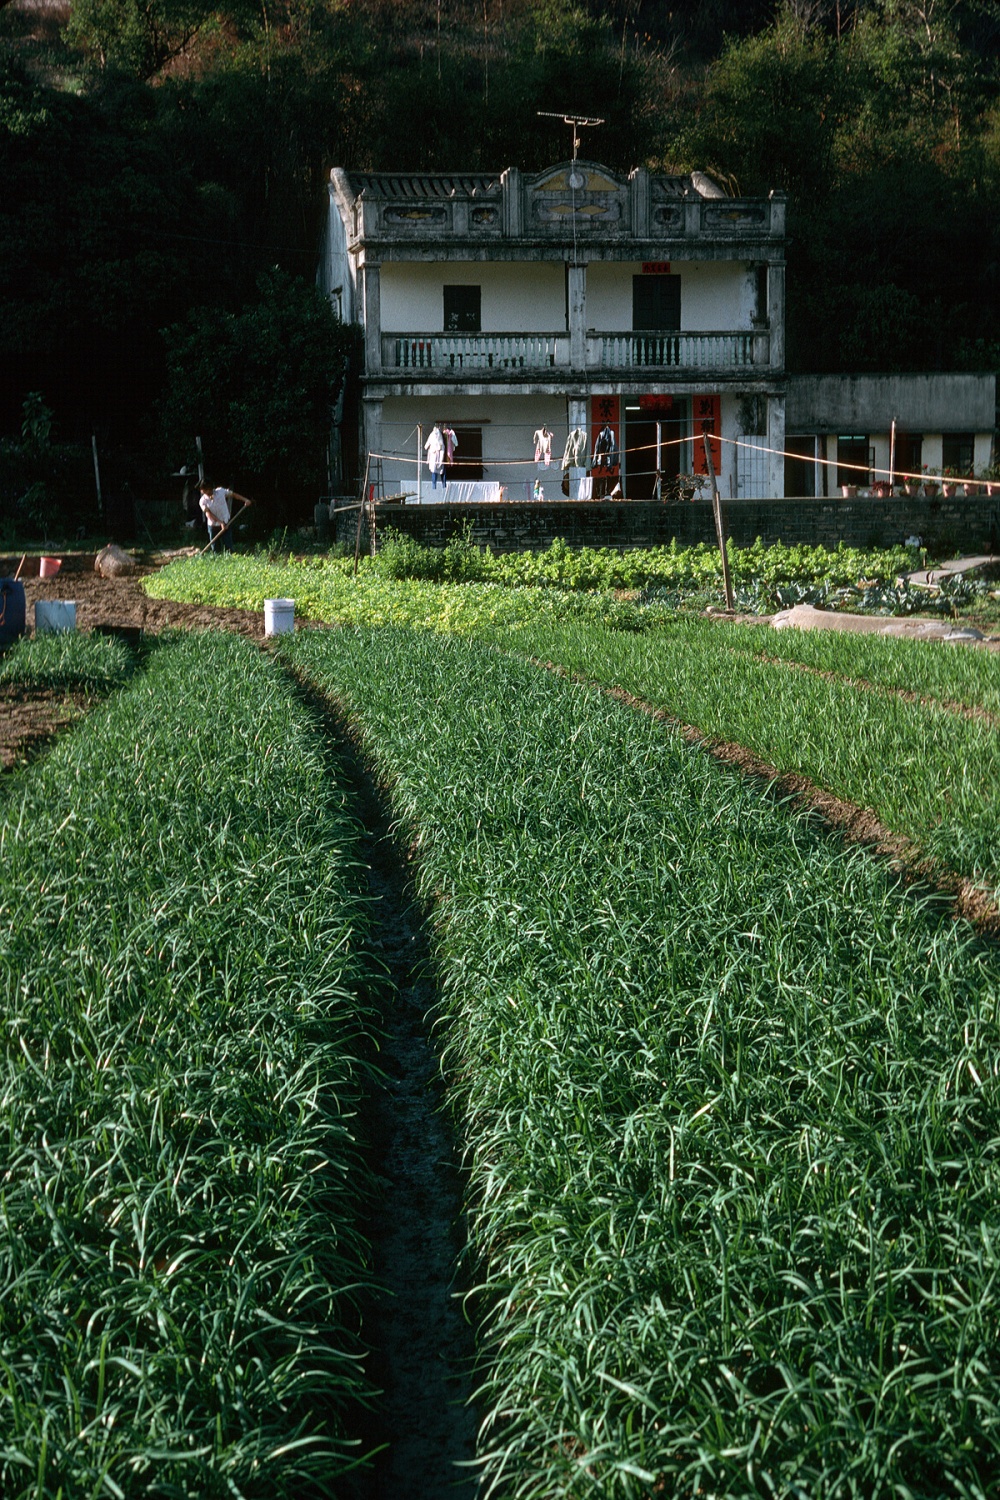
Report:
443,423,458,465
561,428,587,469
425,423,447,490
593,424,618,470
533,426,553,466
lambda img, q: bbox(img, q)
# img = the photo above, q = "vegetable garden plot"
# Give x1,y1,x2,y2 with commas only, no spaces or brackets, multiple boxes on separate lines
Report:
691,620,1000,718
0,632,381,1498
509,617,1000,898
285,626,1000,1500
0,631,134,695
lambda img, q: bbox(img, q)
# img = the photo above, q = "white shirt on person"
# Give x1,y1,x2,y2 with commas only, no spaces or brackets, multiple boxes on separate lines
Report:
200,488,231,527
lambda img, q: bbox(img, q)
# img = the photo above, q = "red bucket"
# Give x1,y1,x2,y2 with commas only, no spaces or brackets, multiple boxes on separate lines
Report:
39,556,61,578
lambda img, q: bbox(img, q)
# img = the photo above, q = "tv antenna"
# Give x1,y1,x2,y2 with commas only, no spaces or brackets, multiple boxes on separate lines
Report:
537,112,604,186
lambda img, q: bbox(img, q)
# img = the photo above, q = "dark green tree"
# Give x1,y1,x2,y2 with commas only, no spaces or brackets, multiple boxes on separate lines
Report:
160,268,357,527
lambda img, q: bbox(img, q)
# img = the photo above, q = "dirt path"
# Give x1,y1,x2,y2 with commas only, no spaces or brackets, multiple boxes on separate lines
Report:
2,550,263,640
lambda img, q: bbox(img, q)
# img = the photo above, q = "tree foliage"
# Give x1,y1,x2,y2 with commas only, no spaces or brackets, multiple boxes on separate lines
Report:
1,0,999,519
160,269,356,526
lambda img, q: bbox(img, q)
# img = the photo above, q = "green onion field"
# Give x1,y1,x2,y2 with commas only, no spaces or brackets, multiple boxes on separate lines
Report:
4,543,1000,1497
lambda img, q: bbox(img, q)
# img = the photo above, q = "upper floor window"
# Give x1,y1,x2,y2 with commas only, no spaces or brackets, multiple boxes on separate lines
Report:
632,274,680,332
444,285,481,333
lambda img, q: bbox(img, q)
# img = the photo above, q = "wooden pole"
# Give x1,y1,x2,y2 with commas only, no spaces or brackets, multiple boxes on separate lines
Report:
353,453,371,577
195,436,204,485
889,418,897,492
416,423,423,505
91,434,103,522
703,430,734,612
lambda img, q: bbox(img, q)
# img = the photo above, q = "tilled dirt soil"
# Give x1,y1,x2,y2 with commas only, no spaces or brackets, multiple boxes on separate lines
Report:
1,551,262,769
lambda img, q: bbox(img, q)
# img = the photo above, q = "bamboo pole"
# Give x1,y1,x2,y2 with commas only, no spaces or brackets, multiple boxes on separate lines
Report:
353,453,371,577
91,434,103,523
703,430,734,612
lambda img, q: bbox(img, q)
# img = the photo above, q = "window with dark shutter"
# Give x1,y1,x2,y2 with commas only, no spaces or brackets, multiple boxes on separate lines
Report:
443,285,481,332
632,275,681,331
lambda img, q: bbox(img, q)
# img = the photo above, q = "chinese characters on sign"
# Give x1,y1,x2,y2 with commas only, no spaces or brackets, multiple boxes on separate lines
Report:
692,394,722,477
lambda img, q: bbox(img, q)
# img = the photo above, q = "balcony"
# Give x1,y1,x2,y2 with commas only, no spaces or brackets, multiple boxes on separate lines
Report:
594,331,761,369
387,333,564,370
380,328,770,376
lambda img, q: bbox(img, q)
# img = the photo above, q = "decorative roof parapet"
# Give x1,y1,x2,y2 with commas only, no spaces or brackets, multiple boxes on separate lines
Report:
330,163,785,248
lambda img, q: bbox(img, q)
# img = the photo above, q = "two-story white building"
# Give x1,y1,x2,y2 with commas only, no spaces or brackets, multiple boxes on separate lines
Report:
319,162,788,502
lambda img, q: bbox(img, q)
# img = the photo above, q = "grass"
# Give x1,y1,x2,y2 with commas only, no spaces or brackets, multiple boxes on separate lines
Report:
0,631,382,1497
282,624,1000,1499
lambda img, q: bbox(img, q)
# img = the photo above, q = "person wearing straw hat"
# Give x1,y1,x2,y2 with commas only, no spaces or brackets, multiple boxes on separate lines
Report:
199,480,251,551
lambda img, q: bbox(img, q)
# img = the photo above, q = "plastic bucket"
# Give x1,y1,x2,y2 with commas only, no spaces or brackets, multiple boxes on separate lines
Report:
0,578,26,646
264,598,294,636
39,556,61,578
35,600,76,634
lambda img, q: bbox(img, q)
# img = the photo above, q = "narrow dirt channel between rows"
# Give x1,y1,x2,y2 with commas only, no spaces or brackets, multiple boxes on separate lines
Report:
287,675,481,1500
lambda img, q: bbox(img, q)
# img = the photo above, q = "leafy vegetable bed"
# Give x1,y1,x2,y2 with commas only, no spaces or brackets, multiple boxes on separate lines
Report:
0,632,380,1497
143,554,674,634
285,625,1000,1500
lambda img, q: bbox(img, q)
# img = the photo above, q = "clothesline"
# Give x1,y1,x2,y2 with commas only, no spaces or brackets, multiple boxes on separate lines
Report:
369,432,986,490
372,433,694,469
710,433,983,490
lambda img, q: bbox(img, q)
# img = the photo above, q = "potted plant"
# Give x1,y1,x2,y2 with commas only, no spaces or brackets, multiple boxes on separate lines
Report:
941,467,959,497
871,478,892,498
922,466,939,498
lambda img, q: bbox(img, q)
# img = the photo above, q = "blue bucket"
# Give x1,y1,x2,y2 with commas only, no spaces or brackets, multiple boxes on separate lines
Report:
0,578,26,647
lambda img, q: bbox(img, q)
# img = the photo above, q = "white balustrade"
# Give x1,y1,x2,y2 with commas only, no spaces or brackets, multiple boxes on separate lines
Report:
387,334,560,370
383,330,760,373
594,332,757,369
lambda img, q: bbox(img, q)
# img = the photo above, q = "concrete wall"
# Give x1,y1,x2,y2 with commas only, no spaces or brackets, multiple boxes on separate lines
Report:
380,262,566,332
338,495,1000,557
375,393,570,497
586,261,752,332
787,373,996,432
319,174,357,322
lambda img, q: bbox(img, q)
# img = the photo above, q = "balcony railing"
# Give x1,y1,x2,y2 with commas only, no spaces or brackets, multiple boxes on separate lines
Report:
381,329,767,374
387,333,563,370
594,331,758,369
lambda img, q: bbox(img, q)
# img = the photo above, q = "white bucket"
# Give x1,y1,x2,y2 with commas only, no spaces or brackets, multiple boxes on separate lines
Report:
264,598,294,636
35,600,77,634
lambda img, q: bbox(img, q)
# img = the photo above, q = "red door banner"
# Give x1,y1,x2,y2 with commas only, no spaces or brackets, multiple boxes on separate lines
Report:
692,394,722,476
590,395,621,477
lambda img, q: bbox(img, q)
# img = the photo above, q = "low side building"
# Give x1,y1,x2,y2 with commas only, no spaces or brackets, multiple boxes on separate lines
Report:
785,373,996,495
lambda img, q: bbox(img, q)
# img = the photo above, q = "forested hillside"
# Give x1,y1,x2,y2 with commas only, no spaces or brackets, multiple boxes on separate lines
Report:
2,0,999,526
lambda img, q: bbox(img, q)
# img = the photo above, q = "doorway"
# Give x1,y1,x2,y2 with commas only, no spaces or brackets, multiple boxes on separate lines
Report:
624,403,687,499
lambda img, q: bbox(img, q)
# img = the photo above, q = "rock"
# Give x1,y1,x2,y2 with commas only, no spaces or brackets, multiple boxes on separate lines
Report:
95,544,137,578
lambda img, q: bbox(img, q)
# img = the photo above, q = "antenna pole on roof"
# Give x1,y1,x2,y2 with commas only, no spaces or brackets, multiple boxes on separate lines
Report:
536,111,604,162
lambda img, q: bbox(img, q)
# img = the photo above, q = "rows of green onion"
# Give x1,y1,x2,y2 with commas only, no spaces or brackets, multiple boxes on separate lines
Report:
0,631,381,1497
508,616,1000,895
284,625,1000,1500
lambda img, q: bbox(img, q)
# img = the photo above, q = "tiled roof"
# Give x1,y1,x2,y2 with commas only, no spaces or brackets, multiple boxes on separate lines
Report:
347,173,502,200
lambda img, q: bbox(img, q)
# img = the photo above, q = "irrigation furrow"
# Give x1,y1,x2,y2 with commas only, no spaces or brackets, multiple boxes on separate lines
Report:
282,669,479,1500
538,656,1000,935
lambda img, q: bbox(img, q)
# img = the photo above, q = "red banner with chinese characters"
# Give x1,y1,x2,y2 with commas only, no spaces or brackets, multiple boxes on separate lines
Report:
590,395,620,477
692,394,722,476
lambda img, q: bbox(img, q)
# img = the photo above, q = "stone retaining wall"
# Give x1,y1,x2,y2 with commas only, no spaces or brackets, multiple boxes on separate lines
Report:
336,495,1000,557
